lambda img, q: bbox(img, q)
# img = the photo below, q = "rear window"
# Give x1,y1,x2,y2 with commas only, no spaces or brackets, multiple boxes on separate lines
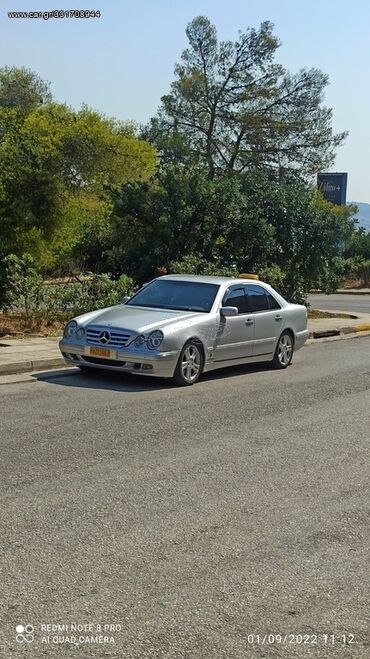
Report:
266,292,281,310
245,285,270,312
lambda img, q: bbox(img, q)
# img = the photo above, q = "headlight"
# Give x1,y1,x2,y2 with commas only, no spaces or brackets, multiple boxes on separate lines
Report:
134,334,146,347
64,320,77,338
147,330,164,350
76,327,85,339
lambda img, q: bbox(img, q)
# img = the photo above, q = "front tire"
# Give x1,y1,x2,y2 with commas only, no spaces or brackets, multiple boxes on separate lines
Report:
173,341,204,386
272,331,294,369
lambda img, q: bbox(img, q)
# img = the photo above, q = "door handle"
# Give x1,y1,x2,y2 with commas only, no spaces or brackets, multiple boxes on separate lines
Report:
275,315,282,321
245,318,254,326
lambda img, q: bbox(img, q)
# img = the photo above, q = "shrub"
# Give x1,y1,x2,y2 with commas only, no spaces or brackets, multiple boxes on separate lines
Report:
343,256,370,286
45,273,134,319
1,254,134,322
2,254,45,319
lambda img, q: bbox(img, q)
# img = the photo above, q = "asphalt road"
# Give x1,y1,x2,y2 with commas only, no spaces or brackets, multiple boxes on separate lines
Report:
308,294,370,314
0,337,369,658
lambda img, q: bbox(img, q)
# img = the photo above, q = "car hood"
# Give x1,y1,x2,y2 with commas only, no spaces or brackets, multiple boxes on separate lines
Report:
76,305,205,334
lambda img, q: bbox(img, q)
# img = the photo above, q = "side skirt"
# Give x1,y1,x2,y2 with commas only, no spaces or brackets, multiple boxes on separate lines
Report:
203,352,273,373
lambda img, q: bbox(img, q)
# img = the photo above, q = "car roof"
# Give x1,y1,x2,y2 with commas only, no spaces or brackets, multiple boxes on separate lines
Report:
158,274,268,286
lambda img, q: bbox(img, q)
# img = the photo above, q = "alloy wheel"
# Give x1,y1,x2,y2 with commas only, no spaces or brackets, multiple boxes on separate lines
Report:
181,344,201,383
278,333,293,366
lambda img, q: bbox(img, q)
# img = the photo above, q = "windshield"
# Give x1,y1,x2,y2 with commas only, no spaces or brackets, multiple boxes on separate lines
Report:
127,279,219,312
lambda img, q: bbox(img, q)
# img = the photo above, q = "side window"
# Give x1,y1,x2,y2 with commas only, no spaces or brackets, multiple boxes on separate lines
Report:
223,287,248,314
245,285,270,312
266,292,281,310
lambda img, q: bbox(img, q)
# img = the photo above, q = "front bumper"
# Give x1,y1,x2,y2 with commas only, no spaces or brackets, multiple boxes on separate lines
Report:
59,340,179,378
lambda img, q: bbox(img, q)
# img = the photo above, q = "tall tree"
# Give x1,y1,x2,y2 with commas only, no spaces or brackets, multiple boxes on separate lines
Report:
0,66,52,111
0,68,156,267
149,16,347,177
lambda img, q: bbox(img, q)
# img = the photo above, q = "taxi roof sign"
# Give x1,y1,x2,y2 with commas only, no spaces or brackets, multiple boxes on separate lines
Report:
238,273,259,280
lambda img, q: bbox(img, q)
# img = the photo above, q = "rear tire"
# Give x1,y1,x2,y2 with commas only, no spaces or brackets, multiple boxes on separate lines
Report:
272,331,294,369
173,340,204,386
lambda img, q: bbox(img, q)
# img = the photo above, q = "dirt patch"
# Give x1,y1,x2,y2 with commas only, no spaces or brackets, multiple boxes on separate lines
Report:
0,314,64,338
342,279,369,289
308,309,357,320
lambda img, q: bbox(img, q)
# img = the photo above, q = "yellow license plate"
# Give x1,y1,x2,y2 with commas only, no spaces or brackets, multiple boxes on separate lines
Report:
86,346,115,358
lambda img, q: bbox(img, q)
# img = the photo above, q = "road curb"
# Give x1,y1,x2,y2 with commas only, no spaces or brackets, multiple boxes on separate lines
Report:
0,357,70,376
309,324,370,339
308,327,370,341
310,290,370,295
353,323,370,332
335,291,370,295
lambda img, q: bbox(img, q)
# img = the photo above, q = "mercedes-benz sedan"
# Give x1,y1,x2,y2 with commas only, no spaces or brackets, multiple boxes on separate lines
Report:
59,275,309,385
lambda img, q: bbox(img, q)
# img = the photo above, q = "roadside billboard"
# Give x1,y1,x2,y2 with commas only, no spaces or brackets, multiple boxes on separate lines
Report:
317,172,348,205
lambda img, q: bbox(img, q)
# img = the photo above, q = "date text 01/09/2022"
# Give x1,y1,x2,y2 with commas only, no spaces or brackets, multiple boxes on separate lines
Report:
246,633,355,646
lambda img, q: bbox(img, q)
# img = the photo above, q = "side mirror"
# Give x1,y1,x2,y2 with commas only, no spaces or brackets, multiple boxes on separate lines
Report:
122,295,131,304
220,306,238,317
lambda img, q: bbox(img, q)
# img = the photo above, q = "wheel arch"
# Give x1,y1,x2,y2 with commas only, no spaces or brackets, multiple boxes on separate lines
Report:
182,336,206,368
281,327,295,345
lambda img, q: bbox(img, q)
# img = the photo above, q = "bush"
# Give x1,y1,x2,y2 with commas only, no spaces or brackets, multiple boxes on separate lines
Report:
1,254,134,322
2,254,45,319
316,257,346,296
358,260,370,286
342,256,370,286
45,273,134,319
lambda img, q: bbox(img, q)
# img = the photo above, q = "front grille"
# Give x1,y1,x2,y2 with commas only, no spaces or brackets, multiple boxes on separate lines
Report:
82,356,127,367
86,326,133,348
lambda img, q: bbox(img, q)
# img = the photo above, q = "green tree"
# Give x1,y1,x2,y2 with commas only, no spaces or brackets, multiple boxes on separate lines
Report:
148,16,346,177
0,68,156,270
345,227,370,260
234,173,355,300
0,66,52,112
92,166,247,282
89,168,355,302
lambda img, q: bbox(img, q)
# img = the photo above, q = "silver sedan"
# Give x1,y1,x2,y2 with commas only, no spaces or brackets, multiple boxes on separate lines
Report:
59,275,309,385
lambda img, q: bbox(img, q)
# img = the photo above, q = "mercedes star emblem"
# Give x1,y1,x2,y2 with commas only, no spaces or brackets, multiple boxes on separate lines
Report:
99,330,111,344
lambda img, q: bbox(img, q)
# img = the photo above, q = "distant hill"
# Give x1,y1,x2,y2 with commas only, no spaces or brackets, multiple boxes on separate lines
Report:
348,202,370,231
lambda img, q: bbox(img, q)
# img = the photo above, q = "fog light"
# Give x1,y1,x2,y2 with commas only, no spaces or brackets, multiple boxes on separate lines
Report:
142,364,153,370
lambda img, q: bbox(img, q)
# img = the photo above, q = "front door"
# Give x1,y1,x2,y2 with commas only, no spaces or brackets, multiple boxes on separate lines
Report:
213,286,255,363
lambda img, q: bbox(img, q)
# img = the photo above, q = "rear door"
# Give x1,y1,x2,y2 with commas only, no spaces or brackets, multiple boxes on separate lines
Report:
245,284,283,358
213,286,255,363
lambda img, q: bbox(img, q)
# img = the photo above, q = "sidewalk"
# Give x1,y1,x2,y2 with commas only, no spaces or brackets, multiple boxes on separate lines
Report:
337,288,370,294
1,311,370,377
311,288,370,295
0,337,65,375
308,311,370,339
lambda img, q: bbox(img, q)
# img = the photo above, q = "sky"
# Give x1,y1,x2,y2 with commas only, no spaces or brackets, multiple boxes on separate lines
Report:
1,0,369,202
